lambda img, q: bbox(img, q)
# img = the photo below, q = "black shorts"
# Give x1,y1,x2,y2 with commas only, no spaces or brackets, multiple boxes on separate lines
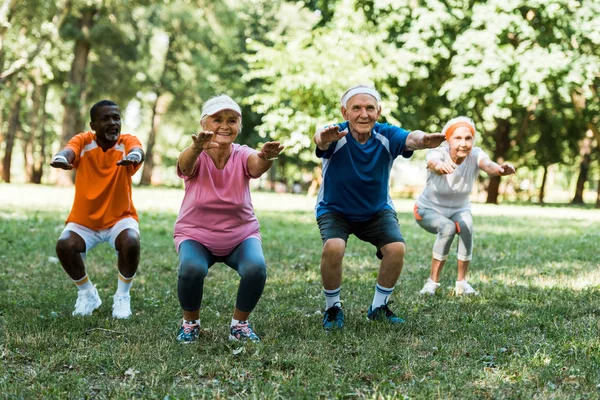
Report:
317,209,405,259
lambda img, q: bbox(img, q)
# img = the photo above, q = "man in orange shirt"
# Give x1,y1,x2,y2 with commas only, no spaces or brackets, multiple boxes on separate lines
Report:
50,100,145,319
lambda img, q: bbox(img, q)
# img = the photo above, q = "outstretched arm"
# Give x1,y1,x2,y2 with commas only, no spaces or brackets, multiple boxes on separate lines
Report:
178,131,219,176
50,148,76,170
313,124,348,151
405,130,445,150
478,154,516,177
248,141,284,178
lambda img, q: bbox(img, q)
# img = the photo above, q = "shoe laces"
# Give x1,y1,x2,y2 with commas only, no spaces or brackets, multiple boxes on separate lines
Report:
182,321,199,334
376,301,396,317
233,321,253,335
325,303,342,322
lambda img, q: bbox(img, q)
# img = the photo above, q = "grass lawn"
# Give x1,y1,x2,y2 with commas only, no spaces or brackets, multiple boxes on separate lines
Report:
1,184,599,399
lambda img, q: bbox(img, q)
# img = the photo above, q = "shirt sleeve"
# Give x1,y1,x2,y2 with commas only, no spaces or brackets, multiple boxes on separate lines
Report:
237,144,257,178
65,133,87,168
474,147,487,167
384,124,413,159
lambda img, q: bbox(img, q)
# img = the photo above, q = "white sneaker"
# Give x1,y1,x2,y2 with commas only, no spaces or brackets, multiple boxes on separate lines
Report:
72,287,102,316
112,293,132,319
455,280,478,296
419,278,441,295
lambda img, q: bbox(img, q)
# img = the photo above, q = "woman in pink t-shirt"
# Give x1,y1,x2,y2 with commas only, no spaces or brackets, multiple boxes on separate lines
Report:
173,95,283,344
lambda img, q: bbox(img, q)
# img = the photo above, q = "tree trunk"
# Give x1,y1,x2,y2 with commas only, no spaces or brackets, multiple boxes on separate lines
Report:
57,6,96,186
596,174,600,209
139,37,173,186
538,165,548,205
23,77,41,181
486,118,511,204
139,93,168,186
571,135,592,205
2,86,21,182
31,83,48,184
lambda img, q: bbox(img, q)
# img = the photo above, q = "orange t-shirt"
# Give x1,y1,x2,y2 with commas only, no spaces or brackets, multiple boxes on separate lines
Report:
65,131,143,230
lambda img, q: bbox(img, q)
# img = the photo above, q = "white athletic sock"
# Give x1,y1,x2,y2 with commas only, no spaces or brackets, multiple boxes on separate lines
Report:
323,287,341,310
73,275,94,292
116,272,135,295
372,283,394,309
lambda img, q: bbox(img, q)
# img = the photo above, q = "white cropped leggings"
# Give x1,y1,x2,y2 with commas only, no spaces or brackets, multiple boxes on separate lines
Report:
414,205,473,261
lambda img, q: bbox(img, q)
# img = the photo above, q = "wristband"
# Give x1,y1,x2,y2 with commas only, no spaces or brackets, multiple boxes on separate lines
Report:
52,155,68,163
266,157,278,161
127,151,142,162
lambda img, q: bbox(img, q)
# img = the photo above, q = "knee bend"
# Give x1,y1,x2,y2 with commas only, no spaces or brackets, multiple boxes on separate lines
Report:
56,238,76,256
240,262,267,283
439,222,457,237
118,231,140,254
322,239,345,259
179,261,208,282
381,242,406,260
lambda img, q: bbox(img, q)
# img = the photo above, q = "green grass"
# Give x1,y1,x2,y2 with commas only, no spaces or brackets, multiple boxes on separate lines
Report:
1,186,600,399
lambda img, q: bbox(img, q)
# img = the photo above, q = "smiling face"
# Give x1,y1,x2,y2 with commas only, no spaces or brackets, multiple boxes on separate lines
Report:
90,105,121,146
341,94,381,138
201,110,241,146
448,126,474,162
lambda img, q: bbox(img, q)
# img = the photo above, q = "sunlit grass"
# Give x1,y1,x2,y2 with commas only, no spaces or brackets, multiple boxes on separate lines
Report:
1,184,599,398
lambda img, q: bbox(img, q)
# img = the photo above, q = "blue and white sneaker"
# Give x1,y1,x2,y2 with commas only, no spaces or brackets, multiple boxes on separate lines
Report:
367,301,405,324
229,321,261,343
323,305,344,330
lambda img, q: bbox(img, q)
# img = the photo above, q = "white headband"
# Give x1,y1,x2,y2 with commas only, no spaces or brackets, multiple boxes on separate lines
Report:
340,86,381,108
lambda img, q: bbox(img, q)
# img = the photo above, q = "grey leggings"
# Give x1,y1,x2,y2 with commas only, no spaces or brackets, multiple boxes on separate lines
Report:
414,206,473,261
177,238,267,312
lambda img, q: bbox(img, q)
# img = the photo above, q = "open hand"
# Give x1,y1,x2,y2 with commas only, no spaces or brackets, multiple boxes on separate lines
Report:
423,133,446,149
191,131,219,151
257,141,284,160
433,161,455,175
117,153,142,166
50,157,73,170
318,124,347,147
498,162,516,176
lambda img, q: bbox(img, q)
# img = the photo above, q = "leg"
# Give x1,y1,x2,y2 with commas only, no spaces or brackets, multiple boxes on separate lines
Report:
320,238,346,290
225,237,267,319
457,260,470,281
452,209,474,278
177,240,213,319
430,258,447,282
415,207,457,282
316,213,349,330
176,240,213,343
56,226,102,316
110,220,141,319
225,238,266,342
114,228,140,278
377,241,405,288
357,210,405,323
451,210,477,295
56,230,86,280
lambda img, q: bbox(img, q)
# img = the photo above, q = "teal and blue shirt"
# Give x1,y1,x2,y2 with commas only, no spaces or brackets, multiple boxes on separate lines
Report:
315,121,413,222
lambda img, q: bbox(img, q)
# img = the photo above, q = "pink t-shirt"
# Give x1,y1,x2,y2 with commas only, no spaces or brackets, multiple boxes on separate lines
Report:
173,144,261,256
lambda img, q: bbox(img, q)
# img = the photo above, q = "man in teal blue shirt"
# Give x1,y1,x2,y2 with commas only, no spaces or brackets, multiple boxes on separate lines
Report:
313,84,445,330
